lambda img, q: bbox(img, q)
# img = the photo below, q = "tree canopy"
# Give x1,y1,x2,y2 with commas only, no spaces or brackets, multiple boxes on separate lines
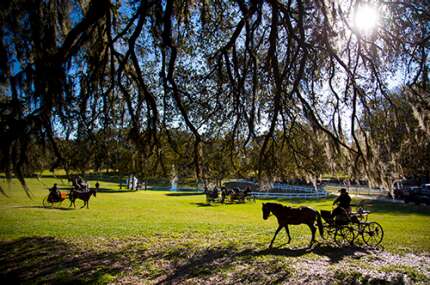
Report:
1,0,429,193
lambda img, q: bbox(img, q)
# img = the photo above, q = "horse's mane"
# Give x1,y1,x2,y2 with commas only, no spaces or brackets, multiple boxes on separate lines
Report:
265,202,281,207
265,202,290,210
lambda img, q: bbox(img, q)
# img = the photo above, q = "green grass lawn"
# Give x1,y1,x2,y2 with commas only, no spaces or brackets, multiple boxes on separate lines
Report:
1,178,430,284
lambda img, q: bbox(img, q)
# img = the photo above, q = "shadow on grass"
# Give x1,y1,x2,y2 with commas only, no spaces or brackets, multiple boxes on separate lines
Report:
0,236,380,284
96,188,137,193
15,205,76,211
153,242,369,284
256,243,371,263
192,202,214,207
0,237,131,284
165,192,204,197
154,246,237,284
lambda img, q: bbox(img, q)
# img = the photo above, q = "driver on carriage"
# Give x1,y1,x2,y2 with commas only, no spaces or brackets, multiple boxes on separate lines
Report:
48,183,59,199
220,187,226,203
332,188,352,223
75,176,88,191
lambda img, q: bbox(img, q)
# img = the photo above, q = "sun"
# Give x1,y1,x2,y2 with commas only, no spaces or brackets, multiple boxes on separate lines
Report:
353,4,379,35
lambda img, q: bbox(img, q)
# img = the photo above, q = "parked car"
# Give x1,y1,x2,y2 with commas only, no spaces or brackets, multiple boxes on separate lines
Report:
404,184,430,205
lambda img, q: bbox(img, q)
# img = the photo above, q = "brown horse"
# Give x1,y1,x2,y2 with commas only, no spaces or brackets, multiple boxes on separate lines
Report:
262,202,324,248
69,188,96,209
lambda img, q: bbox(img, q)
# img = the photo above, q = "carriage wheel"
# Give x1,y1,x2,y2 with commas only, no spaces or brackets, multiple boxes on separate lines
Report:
361,222,384,247
42,196,53,208
358,214,368,223
325,226,336,241
334,226,355,247
56,199,64,208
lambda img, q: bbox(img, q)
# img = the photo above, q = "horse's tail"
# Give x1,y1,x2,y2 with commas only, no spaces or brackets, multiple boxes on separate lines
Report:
315,211,324,239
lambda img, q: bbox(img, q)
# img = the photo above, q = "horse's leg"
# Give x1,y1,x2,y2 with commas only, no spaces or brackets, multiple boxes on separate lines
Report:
307,223,317,247
70,197,76,208
284,225,291,244
86,199,89,209
81,199,86,209
269,226,282,249
68,192,74,208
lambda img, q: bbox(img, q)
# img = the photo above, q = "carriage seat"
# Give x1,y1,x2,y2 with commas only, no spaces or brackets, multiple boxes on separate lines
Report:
320,210,334,225
320,209,350,226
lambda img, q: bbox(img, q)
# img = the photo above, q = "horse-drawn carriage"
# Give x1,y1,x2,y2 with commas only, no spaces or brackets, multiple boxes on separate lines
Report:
262,202,384,249
42,176,97,209
205,187,255,204
42,189,69,208
225,187,255,203
320,206,384,247
205,187,224,203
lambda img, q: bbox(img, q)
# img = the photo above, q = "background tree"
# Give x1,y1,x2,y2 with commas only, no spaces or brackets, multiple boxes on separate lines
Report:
0,0,429,192
361,87,430,191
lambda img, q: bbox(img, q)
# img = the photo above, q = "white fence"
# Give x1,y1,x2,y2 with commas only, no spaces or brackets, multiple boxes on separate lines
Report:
251,191,328,199
271,183,323,192
144,182,329,199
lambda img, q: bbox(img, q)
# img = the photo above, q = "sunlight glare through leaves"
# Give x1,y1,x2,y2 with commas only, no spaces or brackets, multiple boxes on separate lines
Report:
353,4,380,35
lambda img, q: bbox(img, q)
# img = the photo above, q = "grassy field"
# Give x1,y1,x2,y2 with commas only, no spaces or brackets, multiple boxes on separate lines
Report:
1,178,430,284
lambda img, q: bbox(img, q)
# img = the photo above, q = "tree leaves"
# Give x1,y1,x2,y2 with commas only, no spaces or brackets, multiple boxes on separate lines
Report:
1,0,429,189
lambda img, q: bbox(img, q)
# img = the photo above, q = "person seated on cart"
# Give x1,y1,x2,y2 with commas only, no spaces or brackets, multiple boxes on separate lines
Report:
76,176,89,191
48,183,59,200
332,188,352,224
244,186,251,197
220,187,227,203
232,187,241,197
205,186,218,198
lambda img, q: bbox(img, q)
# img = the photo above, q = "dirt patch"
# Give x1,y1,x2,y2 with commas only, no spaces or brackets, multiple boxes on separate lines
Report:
291,250,430,284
